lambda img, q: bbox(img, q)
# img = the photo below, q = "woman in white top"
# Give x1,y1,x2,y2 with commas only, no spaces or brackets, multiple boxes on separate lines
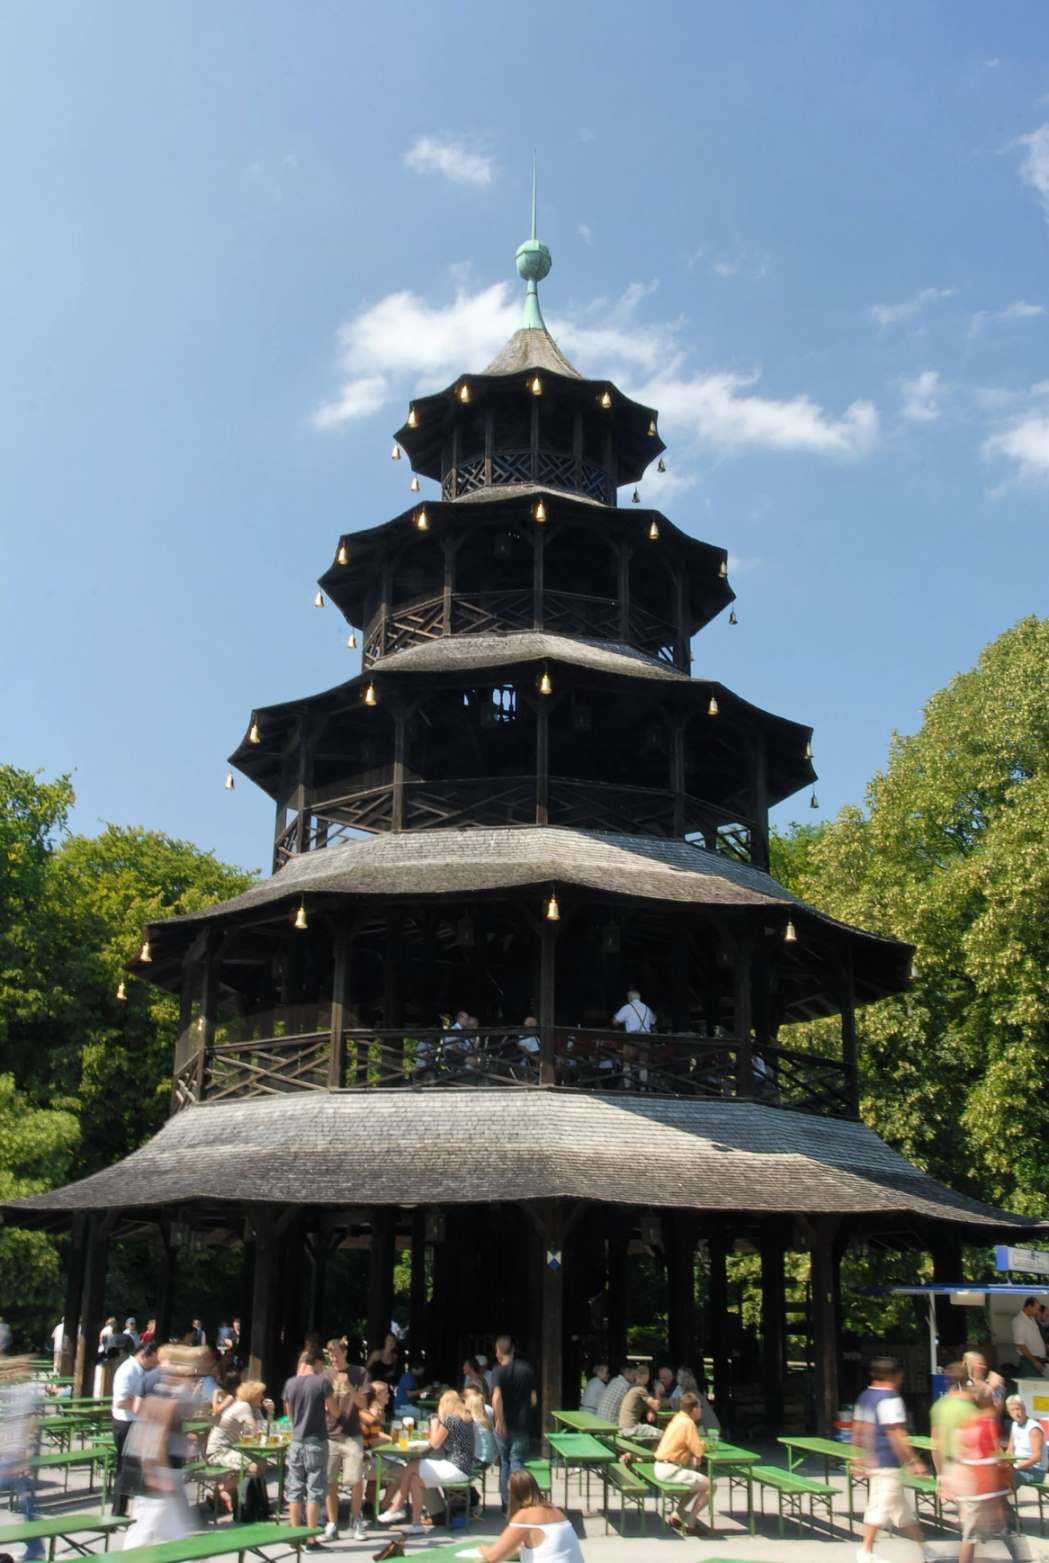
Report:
204,1379,273,1512
479,1470,584,1563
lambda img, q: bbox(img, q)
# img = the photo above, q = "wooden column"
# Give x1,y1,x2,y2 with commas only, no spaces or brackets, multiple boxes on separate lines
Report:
707,1232,732,1422
391,708,407,832
572,409,583,491
606,1221,628,1370
617,543,631,640
670,717,686,838
367,1208,396,1356
760,1230,787,1433
59,1214,87,1379
536,1202,565,1430
278,1218,308,1373
731,931,754,1098
530,400,539,482
839,947,859,1116
535,701,549,825
532,528,544,629
538,919,557,1086
749,741,770,873
156,1224,176,1345
246,1207,280,1381
75,1213,114,1397
442,537,455,634
410,1209,428,1362
674,569,690,671
483,411,494,488
808,1217,841,1436
196,929,220,1102
328,915,350,1089
931,1233,964,1358
666,1212,698,1367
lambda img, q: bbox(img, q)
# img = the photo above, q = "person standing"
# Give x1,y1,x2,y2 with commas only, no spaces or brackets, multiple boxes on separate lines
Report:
1012,1299,1048,1378
610,988,656,1033
50,1320,64,1374
852,1355,933,1563
955,1383,1032,1563
283,1348,332,1549
323,1338,370,1543
111,1339,159,1516
139,1319,157,1349
491,1334,537,1510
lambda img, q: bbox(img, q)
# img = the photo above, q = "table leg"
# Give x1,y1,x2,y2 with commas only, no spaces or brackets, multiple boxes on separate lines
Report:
277,1452,287,1526
747,1470,754,1534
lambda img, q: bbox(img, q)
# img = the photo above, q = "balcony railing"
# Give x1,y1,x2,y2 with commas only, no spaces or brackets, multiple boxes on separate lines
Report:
442,449,610,503
171,1024,856,1119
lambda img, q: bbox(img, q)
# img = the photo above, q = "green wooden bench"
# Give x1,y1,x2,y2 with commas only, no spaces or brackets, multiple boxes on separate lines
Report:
24,1445,113,1503
615,1433,661,1461
901,1468,945,1530
1014,1471,1049,1535
524,1457,552,1495
634,1459,702,1527
736,1464,835,1538
0,1513,130,1558
117,1522,320,1563
603,1458,649,1535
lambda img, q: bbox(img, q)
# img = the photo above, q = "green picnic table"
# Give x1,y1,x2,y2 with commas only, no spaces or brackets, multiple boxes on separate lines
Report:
25,1444,113,1504
778,1435,862,1530
550,1409,618,1435
117,1521,319,1563
372,1437,431,1511
545,1431,617,1510
38,1414,104,1451
0,1512,130,1558
234,1437,291,1521
703,1440,762,1535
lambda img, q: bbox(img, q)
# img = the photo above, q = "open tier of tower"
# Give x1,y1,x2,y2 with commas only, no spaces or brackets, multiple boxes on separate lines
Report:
9,215,1039,1437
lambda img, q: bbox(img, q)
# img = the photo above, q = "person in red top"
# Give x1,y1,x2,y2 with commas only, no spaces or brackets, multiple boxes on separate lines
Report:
952,1383,1032,1562
139,1319,157,1348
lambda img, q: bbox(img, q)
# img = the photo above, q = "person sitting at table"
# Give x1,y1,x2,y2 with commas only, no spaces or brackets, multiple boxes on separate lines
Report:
596,1363,635,1423
580,1361,609,1413
513,1016,541,1079
477,1468,585,1562
465,1387,498,1468
377,1388,475,1535
653,1364,675,1402
204,1379,274,1515
1007,1394,1048,1488
462,1357,487,1395
359,1379,390,1453
618,1364,662,1441
392,1358,427,1423
652,1391,709,1533
671,1367,720,1432
963,1349,1007,1410
210,1359,240,1421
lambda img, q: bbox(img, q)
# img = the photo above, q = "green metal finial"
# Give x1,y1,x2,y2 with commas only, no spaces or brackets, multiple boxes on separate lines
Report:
515,155,551,331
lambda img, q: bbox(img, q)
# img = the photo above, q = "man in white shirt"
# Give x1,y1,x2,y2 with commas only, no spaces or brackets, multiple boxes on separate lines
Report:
111,1340,158,1514
1012,1298,1048,1377
580,1362,609,1412
51,1321,64,1373
611,989,656,1033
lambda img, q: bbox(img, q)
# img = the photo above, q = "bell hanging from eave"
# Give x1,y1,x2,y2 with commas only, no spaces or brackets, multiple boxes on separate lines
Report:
224,772,235,790
337,542,349,566
410,476,420,493
346,632,357,650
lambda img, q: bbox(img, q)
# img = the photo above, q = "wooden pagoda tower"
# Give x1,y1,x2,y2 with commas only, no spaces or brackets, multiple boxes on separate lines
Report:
8,213,1041,1434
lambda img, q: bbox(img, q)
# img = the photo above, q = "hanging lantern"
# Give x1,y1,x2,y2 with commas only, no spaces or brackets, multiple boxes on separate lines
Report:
415,508,429,532
248,720,261,745
364,683,377,707
139,939,152,963
707,695,719,717
224,772,235,791
391,442,402,461
538,669,553,696
346,632,357,650
533,500,547,523
530,375,542,396
293,903,308,932
545,892,560,922
719,557,728,579
337,542,349,566
657,458,667,473
314,591,325,608
648,519,660,541
631,488,640,504
600,390,612,409
410,476,420,493
810,792,819,810
648,419,657,436
729,609,738,626
407,407,418,428
116,980,127,1002
784,918,798,944
458,382,471,403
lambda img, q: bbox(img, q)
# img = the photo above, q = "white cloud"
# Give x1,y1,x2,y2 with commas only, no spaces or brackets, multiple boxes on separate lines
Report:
899,369,943,423
402,135,495,188
867,286,956,327
312,277,879,459
984,414,1049,481
969,299,1046,335
577,223,592,244
1014,124,1049,224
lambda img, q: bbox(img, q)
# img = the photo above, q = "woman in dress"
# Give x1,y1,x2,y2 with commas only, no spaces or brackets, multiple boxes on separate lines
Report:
204,1379,274,1514
479,1469,584,1563
377,1388,475,1536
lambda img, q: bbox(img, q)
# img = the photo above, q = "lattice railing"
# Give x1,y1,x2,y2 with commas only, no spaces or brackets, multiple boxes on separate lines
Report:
442,450,610,503
404,777,535,830
754,1044,855,1117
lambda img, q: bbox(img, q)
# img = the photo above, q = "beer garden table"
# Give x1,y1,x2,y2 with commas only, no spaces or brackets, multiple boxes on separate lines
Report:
544,1431,617,1510
702,1440,762,1536
234,1437,291,1521
372,1437,431,1511
549,1410,617,1435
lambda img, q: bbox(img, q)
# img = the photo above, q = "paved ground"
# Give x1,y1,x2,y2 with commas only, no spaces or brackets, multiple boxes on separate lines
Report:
3,1455,1049,1561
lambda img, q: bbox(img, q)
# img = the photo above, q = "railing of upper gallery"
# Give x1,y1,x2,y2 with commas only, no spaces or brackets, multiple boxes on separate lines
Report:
273,781,755,867
363,590,680,668
171,1013,857,1120
442,449,611,503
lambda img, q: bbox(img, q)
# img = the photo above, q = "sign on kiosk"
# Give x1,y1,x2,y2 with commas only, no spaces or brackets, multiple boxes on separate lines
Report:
995,1246,1049,1276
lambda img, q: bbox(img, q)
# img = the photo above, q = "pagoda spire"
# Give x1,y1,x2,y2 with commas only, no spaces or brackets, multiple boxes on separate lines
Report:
515,157,552,331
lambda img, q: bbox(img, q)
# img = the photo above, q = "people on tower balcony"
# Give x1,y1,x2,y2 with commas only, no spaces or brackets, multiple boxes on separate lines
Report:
610,988,656,1033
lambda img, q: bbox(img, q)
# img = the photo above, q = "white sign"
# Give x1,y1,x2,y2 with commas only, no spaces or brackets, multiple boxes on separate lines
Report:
995,1245,1049,1276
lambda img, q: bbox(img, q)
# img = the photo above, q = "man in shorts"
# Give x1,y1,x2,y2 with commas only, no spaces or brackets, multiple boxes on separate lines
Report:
652,1390,709,1533
323,1339,370,1543
852,1355,933,1563
284,1348,333,1548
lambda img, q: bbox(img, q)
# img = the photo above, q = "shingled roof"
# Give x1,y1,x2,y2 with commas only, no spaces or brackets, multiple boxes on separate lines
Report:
482,325,582,379
5,1091,1038,1235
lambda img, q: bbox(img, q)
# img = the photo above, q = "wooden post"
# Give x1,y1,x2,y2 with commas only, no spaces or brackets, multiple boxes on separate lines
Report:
617,542,631,640
442,537,455,635
731,931,754,1098
197,929,220,1102
931,1233,964,1358
59,1214,87,1379
410,1209,428,1362
247,1206,279,1383
761,1230,787,1433
839,947,859,1116
749,741,770,873
536,701,549,826
483,410,494,489
706,1232,732,1423
367,1208,396,1356
606,1220,628,1370
532,526,544,629
666,1212,698,1367
391,708,406,832
538,920,557,1086
671,716,686,837
329,915,350,1089
530,400,539,482
807,1217,841,1436
572,410,583,491
537,1203,565,1430
675,569,690,671
75,1213,114,1397
156,1223,176,1345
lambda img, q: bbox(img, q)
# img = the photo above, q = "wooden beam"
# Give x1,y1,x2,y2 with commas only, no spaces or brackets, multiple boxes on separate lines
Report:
533,526,544,629
538,920,557,1085
75,1212,115,1397
666,1212,698,1367
59,1214,87,1379
246,1206,279,1383
367,1208,396,1357
760,1230,787,1433
706,1231,732,1424
749,740,770,872
536,702,549,826
731,930,754,1098
807,1216,842,1436
410,1208,428,1362
328,914,350,1089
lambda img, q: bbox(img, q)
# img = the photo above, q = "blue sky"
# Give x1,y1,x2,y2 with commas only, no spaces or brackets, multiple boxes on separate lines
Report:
4,1,1049,874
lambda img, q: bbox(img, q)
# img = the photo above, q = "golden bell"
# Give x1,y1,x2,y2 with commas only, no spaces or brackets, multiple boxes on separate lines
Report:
545,893,560,922
407,407,418,428
224,772,235,791
534,500,547,523
530,376,542,396
804,740,813,761
337,542,350,566
364,683,377,707
293,903,308,932
410,476,420,493
415,508,429,531
459,382,471,403
139,940,152,963
707,696,719,717
391,443,402,461
631,489,640,504
657,458,667,473
648,419,657,436
248,721,261,745
719,558,728,579
600,390,612,409
538,670,553,696
648,519,660,541
346,632,357,650
729,609,738,626
810,793,819,810
314,591,325,608
784,919,798,944
116,980,127,1001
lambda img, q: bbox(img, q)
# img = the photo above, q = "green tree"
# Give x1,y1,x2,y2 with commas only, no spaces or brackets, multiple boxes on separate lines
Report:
0,1073,79,1345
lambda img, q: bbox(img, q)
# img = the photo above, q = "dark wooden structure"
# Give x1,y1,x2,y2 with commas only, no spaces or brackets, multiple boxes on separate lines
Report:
7,224,1042,1434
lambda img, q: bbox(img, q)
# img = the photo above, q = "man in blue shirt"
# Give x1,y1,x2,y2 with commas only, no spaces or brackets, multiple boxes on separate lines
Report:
852,1355,931,1563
